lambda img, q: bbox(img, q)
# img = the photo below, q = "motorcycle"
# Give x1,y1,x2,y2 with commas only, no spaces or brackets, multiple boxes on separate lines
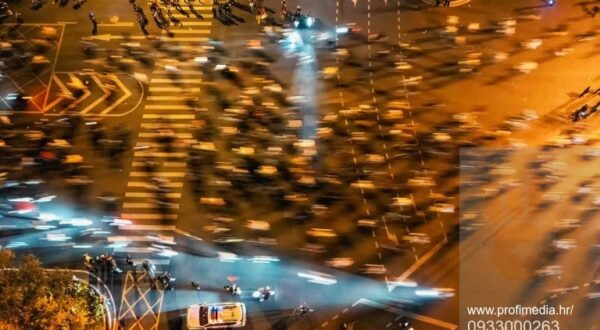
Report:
158,272,175,290
142,259,157,280
83,254,96,272
224,283,241,296
292,12,315,29
293,304,314,316
252,286,275,301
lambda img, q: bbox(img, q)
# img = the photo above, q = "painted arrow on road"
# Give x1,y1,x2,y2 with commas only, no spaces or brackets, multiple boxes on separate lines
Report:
63,73,92,111
44,72,141,116
43,74,75,112
101,74,132,115
79,74,111,114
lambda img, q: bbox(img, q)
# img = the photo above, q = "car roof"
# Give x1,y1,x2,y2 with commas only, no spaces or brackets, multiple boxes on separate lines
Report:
207,303,244,324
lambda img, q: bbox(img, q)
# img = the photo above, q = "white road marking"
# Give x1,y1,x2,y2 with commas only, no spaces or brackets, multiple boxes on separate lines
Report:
145,104,194,110
123,202,180,209
149,87,201,93
125,192,182,198
140,123,193,129
159,36,209,42
98,22,134,27
118,224,177,230
150,79,204,84
119,215,178,222
127,181,184,188
142,114,195,119
108,235,174,242
130,172,186,178
131,161,187,167
162,29,210,34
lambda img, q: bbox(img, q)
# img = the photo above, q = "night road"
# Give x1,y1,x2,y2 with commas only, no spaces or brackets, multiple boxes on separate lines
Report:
2,0,600,329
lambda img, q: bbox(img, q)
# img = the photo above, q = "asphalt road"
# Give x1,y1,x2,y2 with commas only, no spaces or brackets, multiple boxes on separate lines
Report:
2,0,600,329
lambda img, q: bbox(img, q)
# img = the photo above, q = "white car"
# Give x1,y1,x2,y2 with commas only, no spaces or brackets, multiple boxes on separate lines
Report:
428,203,455,214
187,303,246,329
402,233,431,244
326,258,354,268
535,265,563,277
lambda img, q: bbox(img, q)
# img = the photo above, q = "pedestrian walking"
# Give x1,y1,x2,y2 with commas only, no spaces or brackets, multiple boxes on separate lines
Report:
435,0,441,6
137,13,149,35
579,86,591,98
191,281,201,290
13,11,23,26
166,5,183,26
88,12,97,35
443,0,450,7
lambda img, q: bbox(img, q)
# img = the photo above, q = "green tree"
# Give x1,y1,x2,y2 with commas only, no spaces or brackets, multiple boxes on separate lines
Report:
0,249,105,330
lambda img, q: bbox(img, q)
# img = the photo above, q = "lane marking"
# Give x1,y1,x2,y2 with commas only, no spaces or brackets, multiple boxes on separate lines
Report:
125,192,182,198
80,74,110,114
145,104,194,110
131,161,187,167
108,235,174,242
150,78,204,84
118,223,178,230
122,202,180,209
153,70,203,75
138,132,193,139
140,123,193,129
159,36,209,42
162,29,210,34
97,22,134,27
397,238,448,282
101,74,132,114
130,171,186,177
127,181,184,188
142,114,195,119
149,87,201,93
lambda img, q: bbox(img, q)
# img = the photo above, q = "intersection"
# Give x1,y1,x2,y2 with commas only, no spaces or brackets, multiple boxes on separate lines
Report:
2,0,600,329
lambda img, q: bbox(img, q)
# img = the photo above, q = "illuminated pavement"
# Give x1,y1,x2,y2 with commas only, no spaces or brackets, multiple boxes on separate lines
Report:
2,0,600,329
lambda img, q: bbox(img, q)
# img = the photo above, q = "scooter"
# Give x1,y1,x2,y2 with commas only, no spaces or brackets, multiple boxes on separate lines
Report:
142,259,157,280
252,286,275,301
224,283,242,296
83,254,96,272
292,12,315,29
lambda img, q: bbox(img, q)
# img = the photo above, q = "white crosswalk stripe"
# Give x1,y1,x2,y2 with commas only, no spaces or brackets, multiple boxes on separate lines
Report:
125,192,182,198
131,161,187,167
149,87,202,93
116,6,214,276
127,181,184,188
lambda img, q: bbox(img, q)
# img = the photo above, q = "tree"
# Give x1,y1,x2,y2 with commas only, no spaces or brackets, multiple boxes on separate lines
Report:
0,249,105,330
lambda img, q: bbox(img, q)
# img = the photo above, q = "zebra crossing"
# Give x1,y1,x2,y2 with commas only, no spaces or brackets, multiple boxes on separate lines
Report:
118,3,213,240
115,6,213,328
